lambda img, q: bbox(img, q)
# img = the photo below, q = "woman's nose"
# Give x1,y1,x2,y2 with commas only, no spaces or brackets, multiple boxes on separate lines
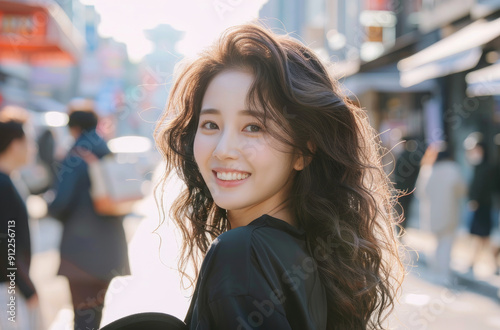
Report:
212,130,239,160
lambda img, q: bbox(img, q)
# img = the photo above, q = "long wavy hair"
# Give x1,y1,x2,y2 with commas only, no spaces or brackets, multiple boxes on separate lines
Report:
155,23,404,329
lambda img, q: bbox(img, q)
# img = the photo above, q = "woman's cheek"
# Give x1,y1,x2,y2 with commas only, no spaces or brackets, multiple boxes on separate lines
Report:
241,138,266,162
193,133,208,166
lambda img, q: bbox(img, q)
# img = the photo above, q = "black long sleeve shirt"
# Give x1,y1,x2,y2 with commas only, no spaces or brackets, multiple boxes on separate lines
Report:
185,214,327,329
0,171,36,299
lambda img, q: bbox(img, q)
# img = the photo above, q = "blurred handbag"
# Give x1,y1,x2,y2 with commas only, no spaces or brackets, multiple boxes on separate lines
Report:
19,160,53,195
87,153,145,216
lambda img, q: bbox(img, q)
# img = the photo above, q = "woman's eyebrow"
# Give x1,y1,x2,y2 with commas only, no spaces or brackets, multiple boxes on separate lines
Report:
200,108,264,118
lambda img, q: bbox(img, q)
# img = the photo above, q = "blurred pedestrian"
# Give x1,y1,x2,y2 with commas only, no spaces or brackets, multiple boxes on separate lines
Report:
491,226,500,275
0,106,41,329
36,128,56,191
48,100,130,330
394,136,424,230
416,144,467,284
465,140,496,275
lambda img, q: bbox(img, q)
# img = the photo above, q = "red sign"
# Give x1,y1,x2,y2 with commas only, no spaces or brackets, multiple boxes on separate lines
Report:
0,1,80,64
0,11,46,37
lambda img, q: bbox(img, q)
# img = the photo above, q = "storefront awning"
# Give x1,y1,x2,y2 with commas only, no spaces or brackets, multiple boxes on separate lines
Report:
0,1,85,64
341,64,436,97
465,62,500,96
398,17,500,87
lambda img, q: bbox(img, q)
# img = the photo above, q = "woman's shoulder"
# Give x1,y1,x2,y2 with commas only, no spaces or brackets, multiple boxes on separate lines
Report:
204,221,264,269
201,215,308,286
199,220,296,303
206,227,253,265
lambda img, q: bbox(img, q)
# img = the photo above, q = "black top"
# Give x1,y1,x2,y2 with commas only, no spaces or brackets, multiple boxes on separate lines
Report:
469,162,495,206
185,214,327,329
0,171,36,299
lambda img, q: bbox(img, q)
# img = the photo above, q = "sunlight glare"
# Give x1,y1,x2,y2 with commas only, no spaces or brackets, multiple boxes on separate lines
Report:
79,0,270,61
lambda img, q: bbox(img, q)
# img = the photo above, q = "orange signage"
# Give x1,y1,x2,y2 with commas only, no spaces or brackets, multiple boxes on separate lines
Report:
0,1,78,64
0,11,47,37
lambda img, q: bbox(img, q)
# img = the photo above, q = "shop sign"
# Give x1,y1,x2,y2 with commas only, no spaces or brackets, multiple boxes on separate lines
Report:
0,11,46,38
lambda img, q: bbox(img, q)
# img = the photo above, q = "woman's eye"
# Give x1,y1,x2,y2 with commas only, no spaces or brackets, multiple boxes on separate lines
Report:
244,124,263,133
201,121,218,130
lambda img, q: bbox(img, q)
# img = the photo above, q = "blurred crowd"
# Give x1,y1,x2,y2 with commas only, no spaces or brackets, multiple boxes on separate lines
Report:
0,100,154,329
394,136,500,285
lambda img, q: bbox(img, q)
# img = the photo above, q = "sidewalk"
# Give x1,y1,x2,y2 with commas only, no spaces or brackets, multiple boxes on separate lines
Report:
402,226,500,301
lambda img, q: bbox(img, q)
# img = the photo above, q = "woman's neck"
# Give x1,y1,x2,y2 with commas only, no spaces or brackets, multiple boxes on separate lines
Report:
227,204,296,229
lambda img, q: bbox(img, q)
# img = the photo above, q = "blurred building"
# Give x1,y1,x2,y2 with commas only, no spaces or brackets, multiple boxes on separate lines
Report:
394,0,500,171
260,0,305,36
260,0,429,157
0,0,85,110
264,0,500,174
121,24,183,138
76,4,139,140
0,0,144,143
325,0,432,160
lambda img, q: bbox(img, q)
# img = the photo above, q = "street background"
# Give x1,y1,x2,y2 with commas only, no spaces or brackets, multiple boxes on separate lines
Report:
1,0,500,329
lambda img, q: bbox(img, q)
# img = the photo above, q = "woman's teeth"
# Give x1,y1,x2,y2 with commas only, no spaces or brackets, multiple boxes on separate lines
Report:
216,172,250,181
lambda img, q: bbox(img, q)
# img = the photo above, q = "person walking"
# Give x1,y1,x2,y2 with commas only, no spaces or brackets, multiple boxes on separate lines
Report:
466,140,496,275
48,101,130,330
0,106,40,329
416,145,467,284
394,136,424,231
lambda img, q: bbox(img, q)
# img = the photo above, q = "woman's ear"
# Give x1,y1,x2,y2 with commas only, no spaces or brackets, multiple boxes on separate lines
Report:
294,141,315,171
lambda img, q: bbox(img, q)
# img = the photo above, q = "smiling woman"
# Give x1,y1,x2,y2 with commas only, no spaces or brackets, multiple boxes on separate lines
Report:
153,23,404,329
193,69,304,228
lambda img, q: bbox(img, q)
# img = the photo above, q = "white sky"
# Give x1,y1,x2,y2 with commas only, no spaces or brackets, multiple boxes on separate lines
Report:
80,0,270,62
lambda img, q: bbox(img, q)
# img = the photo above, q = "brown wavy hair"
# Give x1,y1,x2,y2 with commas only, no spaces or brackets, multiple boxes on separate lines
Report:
154,23,404,329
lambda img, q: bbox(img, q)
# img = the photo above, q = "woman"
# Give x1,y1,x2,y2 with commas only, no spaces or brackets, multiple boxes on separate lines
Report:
153,23,403,329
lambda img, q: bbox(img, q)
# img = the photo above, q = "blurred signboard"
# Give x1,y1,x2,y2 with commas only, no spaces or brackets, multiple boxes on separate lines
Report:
1,11,46,36
0,1,84,64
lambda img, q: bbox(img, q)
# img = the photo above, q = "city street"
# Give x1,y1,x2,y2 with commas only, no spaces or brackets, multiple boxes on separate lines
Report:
2,0,500,329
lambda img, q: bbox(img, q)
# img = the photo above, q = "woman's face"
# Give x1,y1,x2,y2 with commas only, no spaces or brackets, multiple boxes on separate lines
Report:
193,69,303,224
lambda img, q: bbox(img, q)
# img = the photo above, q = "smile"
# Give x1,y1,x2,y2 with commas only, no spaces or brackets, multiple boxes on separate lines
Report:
216,171,250,181
212,170,251,187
